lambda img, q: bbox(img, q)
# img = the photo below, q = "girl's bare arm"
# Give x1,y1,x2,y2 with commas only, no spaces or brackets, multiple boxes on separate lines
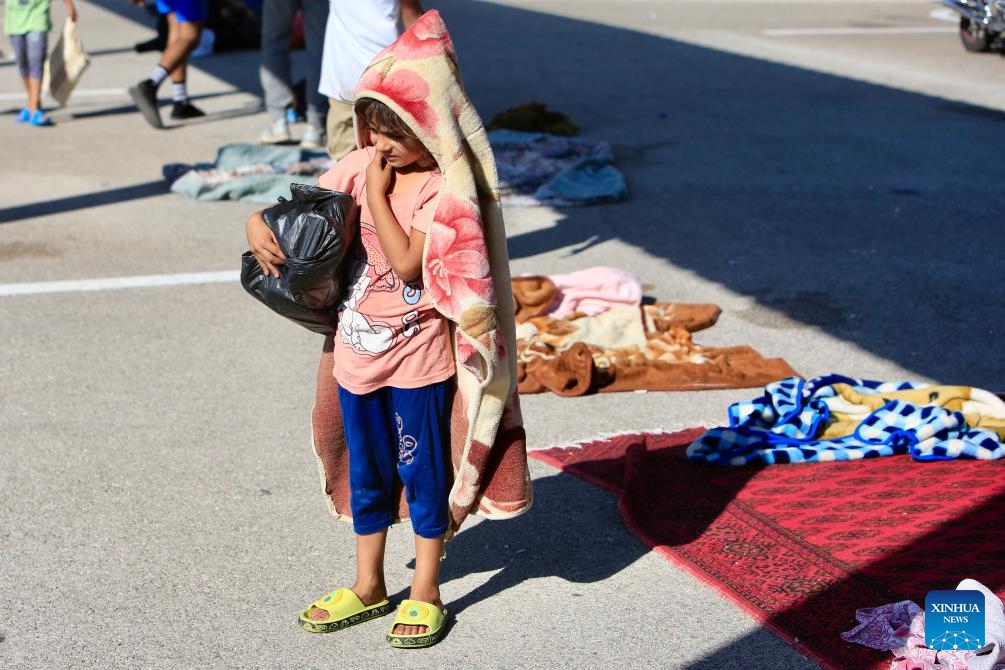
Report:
366,155,425,282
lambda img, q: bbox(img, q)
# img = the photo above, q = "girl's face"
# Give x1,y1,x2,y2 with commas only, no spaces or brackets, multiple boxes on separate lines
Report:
368,126,428,169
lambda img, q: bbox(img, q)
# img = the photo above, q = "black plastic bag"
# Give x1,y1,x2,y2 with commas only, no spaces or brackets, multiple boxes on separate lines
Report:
241,184,356,334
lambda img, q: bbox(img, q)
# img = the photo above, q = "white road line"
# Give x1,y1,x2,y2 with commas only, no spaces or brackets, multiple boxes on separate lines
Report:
0,87,128,102
0,271,240,296
763,26,956,37
931,8,961,23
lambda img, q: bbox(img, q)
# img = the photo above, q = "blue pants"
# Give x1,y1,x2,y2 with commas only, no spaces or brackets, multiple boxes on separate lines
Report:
338,380,454,539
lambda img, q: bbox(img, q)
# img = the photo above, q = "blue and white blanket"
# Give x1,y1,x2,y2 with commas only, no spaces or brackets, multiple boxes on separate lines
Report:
686,374,1005,466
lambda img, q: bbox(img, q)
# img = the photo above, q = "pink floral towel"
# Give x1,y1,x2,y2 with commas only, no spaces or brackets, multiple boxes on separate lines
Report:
311,10,532,536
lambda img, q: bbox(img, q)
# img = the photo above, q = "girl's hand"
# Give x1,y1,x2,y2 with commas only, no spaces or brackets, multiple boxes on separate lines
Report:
365,152,394,200
246,212,285,278
66,2,78,21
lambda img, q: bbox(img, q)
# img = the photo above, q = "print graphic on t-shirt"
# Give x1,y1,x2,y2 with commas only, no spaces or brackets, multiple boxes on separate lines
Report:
358,224,401,294
337,221,424,356
339,257,395,355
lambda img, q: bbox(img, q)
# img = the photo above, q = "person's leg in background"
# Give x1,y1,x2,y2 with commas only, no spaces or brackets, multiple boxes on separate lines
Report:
163,11,206,120
24,32,49,125
128,0,207,128
13,32,53,126
258,0,296,143
325,97,355,159
10,33,44,124
298,0,329,150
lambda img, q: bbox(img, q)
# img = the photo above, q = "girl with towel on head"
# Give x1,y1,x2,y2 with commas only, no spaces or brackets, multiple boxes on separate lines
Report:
246,10,532,648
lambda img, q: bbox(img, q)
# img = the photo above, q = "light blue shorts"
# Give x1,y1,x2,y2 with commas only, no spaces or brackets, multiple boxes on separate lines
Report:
9,32,47,80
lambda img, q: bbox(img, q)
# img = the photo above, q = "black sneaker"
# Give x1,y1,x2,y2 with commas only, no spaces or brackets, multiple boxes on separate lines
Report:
134,36,166,53
170,101,206,120
128,79,163,129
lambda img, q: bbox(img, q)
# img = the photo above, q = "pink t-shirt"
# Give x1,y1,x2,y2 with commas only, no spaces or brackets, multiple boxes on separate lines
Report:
318,147,455,394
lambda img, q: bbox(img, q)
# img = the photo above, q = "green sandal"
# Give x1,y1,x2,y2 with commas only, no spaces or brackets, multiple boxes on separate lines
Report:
386,599,449,648
298,587,392,633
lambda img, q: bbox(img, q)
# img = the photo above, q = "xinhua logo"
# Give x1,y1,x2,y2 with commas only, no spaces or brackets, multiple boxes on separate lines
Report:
925,590,985,651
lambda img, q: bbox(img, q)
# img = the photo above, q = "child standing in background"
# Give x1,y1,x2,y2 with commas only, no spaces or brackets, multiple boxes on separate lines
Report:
6,0,77,126
246,10,532,648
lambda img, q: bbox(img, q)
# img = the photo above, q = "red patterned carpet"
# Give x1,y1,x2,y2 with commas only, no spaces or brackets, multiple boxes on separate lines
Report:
530,428,1005,670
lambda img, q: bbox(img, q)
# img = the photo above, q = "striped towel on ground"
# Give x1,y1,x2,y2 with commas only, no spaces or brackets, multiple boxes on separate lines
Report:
687,374,1005,466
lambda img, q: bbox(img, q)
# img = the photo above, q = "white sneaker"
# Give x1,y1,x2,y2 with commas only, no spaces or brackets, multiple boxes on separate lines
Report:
258,117,291,144
300,124,325,150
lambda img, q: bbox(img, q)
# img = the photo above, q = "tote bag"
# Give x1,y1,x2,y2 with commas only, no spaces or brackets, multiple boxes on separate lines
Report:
43,18,90,107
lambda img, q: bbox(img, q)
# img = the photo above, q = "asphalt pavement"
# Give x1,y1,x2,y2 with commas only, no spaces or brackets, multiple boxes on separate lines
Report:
2,1,1004,668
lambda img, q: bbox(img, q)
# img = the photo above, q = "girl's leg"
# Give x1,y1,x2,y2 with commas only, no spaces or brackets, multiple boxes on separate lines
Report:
352,530,389,604
393,534,445,635
308,529,389,621
304,385,398,622
389,380,454,634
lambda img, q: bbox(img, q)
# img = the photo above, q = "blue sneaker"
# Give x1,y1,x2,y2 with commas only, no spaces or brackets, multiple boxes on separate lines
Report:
15,107,30,123
29,110,54,126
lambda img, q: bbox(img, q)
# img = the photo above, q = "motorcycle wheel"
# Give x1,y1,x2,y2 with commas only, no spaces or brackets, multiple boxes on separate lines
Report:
959,17,992,52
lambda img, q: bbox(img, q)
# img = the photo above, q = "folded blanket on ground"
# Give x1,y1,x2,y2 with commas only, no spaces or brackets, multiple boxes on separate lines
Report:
511,275,797,395
490,129,628,206
543,266,643,318
687,374,1005,465
164,144,333,204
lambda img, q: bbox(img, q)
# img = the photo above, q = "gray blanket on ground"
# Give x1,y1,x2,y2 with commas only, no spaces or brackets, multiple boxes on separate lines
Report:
166,144,331,204
166,132,629,206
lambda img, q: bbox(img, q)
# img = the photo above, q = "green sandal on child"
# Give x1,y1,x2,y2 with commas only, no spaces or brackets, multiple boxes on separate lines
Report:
386,599,449,648
298,587,392,633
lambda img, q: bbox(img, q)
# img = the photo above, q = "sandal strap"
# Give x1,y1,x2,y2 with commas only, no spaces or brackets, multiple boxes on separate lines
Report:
310,587,364,613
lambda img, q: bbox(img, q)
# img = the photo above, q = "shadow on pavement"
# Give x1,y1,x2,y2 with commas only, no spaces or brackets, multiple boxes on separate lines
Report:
437,454,762,612
433,0,1005,391
13,2,1002,666
437,473,648,615
67,90,256,122
0,180,168,224
430,466,813,668
77,0,1005,388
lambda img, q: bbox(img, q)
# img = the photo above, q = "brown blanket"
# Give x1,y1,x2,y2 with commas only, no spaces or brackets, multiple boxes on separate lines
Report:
512,276,798,396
